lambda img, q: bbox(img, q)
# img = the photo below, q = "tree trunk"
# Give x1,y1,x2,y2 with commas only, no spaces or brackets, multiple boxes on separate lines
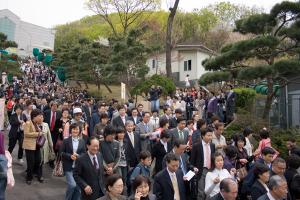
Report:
84,81,89,89
165,0,180,78
102,82,112,93
76,80,82,88
262,77,274,119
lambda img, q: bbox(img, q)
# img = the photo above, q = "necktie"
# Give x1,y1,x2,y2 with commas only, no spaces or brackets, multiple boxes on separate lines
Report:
179,131,183,140
144,124,149,132
93,156,97,169
180,157,186,175
50,111,55,131
171,174,180,200
205,143,211,169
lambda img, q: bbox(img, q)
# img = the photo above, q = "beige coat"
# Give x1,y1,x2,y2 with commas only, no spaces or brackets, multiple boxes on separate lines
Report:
23,121,39,150
40,122,54,163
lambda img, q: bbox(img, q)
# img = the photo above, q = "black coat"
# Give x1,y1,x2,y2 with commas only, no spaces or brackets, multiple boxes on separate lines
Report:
210,193,224,200
153,168,186,200
251,180,268,200
60,137,86,172
8,113,23,137
73,152,106,200
257,194,271,200
124,132,141,168
285,168,300,200
44,110,62,131
151,141,172,174
111,116,127,129
169,117,177,129
127,116,141,125
190,141,215,178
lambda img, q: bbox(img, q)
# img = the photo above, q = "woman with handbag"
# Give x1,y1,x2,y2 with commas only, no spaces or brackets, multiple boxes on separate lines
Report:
23,109,44,185
55,109,70,152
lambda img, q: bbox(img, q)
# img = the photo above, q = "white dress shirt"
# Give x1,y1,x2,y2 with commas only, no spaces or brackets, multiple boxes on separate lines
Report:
205,168,232,197
202,140,211,168
88,151,99,169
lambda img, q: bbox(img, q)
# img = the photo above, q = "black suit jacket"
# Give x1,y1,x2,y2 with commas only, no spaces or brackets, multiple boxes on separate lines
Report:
169,117,177,129
257,194,271,200
8,113,23,137
60,137,86,172
251,180,268,200
211,193,224,200
82,105,93,124
44,110,62,131
73,152,106,200
112,116,127,129
128,116,141,125
190,141,215,178
153,168,186,200
152,141,172,174
124,132,141,168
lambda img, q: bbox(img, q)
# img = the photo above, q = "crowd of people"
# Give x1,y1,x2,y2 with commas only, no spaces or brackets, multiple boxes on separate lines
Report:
0,56,299,200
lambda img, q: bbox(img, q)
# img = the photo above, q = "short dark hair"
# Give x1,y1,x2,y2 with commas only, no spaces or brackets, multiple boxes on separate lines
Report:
131,107,138,112
174,108,182,114
132,175,151,193
115,127,125,134
211,115,220,123
163,106,171,113
118,105,126,111
137,104,143,108
243,127,253,137
287,154,300,169
86,136,99,145
152,109,158,113
30,109,43,120
160,130,170,139
186,120,194,126
142,112,151,117
288,137,296,143
261,147,276,156
201,127,213,138
159,118,169,128
173,139,186,148
103,125,116,137
100,113,109,120
259,129,269,139
139,151,151,160
224,146,238,159
272,157,286,166
196,119,206,129
165,153,180,163
105,174,123,192
176,116,186,124
69,123,80,134
233,134,246,147
13,104,23,111
253,163,270,179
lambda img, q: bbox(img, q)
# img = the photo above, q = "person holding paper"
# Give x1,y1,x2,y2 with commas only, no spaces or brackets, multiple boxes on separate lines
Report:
205,152,235,199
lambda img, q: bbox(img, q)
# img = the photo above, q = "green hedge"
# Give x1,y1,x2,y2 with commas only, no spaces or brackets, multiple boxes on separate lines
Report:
233,87,256,111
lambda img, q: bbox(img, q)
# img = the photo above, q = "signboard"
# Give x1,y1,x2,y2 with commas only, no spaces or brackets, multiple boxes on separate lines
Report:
121,82,126,100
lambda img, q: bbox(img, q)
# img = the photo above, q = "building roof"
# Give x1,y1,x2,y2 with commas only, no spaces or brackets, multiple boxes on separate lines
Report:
175,42,215,55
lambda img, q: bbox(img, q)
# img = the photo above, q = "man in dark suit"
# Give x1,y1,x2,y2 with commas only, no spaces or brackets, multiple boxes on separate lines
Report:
127,107,141,125
36,98,49,112
44,101,62,146
257,175,288,200
8,104,25,163
211,178,238,200
90,103,107,134
137,104,145,119
152,130,172,175
170,116,189,146
159,106,172,126
153,153,186,200
169,108,183,129
111,105,128,129
82,98,94,135
124,120,141,169
73,136,106,200
60,123,86,200
191,127,215,200
135,112,154,151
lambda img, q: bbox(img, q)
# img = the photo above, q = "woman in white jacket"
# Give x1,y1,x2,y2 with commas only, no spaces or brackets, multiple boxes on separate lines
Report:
205,152,235,199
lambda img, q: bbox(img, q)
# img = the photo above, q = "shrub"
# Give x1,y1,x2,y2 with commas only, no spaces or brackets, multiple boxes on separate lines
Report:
233,87,256,111
130,74,176,97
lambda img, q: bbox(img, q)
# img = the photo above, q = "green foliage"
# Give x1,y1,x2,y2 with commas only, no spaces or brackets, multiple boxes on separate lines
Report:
270,1,300,18
235,14,276,35
199,71,232,85
0,32,18,49
0,60,22,77
233,87,256,110
273,59,300,76
238,65,273,80
130,74,176,96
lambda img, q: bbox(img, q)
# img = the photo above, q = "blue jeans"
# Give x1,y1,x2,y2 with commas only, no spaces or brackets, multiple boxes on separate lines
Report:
151,99,159,112
65,171,81,200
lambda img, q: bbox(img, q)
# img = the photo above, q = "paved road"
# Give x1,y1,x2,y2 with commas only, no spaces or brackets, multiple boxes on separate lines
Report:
5,134,66,200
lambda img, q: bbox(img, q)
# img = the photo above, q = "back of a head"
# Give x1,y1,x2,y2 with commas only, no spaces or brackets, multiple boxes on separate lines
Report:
220,178,236,193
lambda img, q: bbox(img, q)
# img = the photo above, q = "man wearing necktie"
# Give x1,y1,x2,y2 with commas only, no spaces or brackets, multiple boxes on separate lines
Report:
153,153,187,200
170,117,189,146
135,112,154,151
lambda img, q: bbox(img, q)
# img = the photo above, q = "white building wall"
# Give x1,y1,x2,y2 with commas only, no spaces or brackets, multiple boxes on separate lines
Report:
196,51,210,80
178,50,197,82
0,9,55,56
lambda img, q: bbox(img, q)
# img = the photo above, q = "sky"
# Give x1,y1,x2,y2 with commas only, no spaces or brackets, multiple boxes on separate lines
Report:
0,0,294,28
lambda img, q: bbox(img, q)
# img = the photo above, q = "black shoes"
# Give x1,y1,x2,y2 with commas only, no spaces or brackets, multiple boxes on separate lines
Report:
38,177,44,183
26,180,32,185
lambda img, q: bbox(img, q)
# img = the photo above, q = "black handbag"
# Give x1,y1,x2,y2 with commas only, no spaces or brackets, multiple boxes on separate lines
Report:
34,123,46,148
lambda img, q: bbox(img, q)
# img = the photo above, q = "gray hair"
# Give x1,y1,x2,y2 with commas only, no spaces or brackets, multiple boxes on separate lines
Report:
125,120,134,126
268,175,286,190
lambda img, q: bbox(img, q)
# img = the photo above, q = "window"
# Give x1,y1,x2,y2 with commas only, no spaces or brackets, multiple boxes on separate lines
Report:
152,59,156,69
184,60,192,71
